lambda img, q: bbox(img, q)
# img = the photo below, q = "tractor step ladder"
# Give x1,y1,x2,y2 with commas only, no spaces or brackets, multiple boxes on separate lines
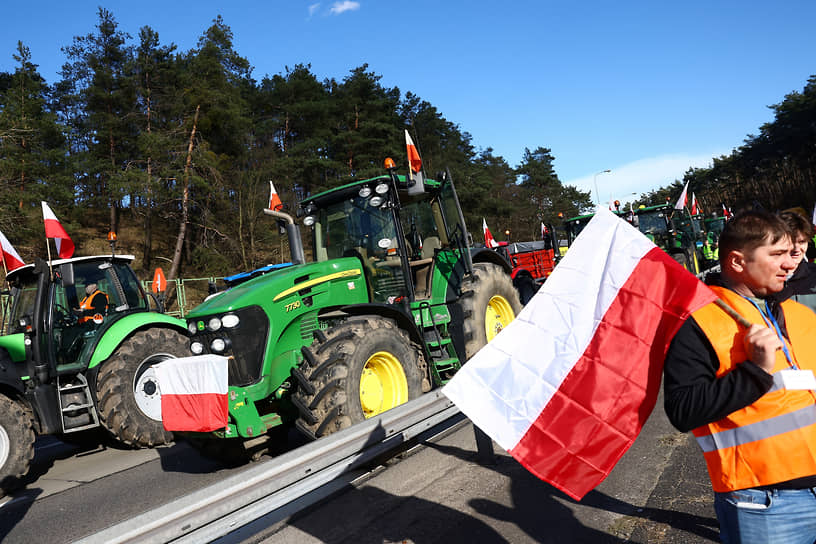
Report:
58,373,100,432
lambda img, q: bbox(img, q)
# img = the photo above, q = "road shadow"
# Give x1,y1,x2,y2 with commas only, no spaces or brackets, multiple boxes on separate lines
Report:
0,488,42,541
424,440,719,543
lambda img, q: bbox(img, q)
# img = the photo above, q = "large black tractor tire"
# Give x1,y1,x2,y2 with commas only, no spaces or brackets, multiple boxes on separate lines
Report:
96,328,189,448
0,395,35,497
460,263,522,360
292,316,427,440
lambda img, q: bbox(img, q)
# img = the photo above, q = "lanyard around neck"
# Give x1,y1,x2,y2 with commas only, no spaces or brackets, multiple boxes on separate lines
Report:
742,297,795,368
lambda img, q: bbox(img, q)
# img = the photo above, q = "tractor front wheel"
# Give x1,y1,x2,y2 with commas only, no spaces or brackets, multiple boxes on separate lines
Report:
460,263,522,360
96,328,189,448
293,316,426,440
0,395,35,497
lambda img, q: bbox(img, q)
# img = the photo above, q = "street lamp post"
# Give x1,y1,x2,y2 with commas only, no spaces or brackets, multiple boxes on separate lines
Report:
593,169,611,206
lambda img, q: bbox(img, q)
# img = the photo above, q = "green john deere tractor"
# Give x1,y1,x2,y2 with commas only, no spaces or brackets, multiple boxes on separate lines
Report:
0,254,188,495
175,163,521,461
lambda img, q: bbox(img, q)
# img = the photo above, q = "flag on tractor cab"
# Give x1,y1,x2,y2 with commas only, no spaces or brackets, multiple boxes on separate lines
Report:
268,181,283,211
722,204,733,221
483,218,499,248
41,202,74,259
674,181,689,210
541,222,548,240
443,208,717,500
0,229,25,272
690,193,699,215
405,130,423,176
156,354,229,432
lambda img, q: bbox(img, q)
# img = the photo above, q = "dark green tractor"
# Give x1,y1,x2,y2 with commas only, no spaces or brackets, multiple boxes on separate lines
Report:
0,255,188,496
173,163,521,461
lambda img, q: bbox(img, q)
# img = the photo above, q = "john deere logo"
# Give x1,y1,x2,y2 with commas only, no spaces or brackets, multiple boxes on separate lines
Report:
197,321,205,331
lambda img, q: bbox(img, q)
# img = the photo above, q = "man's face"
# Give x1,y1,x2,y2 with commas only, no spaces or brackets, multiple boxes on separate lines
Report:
739,236,796,296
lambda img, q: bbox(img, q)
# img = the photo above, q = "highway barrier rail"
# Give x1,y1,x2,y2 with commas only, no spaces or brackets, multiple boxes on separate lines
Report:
77,390,464,544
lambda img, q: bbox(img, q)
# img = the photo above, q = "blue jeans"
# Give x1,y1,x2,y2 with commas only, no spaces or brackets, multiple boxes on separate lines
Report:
714,488,816,543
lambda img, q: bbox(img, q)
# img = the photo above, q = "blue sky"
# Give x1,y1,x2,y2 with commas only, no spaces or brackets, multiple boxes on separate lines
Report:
3,1,816,204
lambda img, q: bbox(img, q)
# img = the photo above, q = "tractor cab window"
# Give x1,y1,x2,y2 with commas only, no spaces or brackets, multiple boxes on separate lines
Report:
51,261,148,366
400,199,441,261
311,192,409,304
7,278,37,334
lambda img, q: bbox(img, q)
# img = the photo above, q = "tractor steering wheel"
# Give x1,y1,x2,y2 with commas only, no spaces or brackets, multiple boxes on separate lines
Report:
54,303,77,326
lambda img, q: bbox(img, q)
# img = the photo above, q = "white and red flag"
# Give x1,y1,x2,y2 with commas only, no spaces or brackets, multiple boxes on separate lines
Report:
155,354,229,432
444,208,717,500
268,181,283,211
690,193,699,215
722,204,733,221
674,181,690,210
0,230,25,272
41,202,74,259
405,129,422,176
483,218,499,248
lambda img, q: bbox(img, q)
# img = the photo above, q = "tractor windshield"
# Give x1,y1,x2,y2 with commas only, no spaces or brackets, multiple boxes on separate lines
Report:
311,191,409,304
6,276,38,334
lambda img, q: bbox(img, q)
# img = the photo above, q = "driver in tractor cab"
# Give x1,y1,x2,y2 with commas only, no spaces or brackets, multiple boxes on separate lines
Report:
75,283,109,325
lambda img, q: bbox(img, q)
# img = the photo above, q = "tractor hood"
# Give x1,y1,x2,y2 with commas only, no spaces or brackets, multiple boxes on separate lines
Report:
187,258,368,318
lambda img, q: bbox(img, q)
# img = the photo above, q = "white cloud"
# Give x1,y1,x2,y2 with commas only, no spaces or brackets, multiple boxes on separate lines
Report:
329,1,360,15
308,3,321,17
563,151,729,205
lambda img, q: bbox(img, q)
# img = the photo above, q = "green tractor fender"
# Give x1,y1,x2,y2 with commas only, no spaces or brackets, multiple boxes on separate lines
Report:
86,313,188,370
0,333,26,364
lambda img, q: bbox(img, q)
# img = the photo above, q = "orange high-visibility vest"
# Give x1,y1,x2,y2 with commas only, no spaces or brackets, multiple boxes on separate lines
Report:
77,290,108,325
691,286,816,492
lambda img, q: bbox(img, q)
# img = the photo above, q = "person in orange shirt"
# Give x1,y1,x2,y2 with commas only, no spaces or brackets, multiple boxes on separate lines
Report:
75,283,108,325
664,210,816,543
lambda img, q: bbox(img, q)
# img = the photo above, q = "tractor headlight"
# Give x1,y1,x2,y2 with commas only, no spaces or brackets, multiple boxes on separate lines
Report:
303,215,316,227
190,341,204,355
187,321,198,335
375,182,389,194
358,186,372,198
369,196,383,207
207,317,222,331
211,338,227,353
222,314,240,328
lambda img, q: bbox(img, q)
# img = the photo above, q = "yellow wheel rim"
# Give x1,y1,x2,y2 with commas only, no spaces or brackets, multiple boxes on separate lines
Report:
359,351,409,418
485,295,515,342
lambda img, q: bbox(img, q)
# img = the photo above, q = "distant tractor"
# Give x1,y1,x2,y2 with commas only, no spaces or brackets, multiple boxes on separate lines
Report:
0,255,188,496
171,161,521,461
492,224,560,304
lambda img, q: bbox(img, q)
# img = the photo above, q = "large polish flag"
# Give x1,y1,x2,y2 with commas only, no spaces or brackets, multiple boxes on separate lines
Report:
443,208,717,500
0,230,25,272
674,181,690,210
155,354,229,432
41,202,75,259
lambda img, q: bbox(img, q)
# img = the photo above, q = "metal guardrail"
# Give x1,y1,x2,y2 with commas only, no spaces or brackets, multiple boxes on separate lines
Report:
77,390,462,544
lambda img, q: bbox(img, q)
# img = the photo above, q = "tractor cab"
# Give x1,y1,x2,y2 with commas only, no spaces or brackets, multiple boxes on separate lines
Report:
7,255,151,372
301,167,468,305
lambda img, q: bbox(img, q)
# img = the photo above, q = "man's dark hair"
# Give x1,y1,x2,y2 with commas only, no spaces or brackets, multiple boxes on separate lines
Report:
778,210,812,240
719,210,790,260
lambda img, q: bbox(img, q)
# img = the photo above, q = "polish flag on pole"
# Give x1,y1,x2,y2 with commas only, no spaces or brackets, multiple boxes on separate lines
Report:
722,204,733,221
268,181,283,211
0,230,25,272
405,129,423,177
41,202,74,259
690,193,699,215
443,208,717,500
155,354,229,432
674,181,690,210
483,218,499,248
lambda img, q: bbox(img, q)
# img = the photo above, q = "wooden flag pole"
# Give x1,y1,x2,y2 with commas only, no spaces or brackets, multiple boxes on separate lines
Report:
714,298,752,328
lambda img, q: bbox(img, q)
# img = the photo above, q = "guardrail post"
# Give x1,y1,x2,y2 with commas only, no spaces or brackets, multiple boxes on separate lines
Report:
473,425,496,465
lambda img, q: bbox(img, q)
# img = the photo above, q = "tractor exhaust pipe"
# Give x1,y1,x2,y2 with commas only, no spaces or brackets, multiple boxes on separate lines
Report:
264,208,306,265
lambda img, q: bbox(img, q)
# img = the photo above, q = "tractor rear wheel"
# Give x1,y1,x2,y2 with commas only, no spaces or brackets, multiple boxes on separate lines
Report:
96,328,189,448
460,263,522,360
0,395,35,497
293,316,426,440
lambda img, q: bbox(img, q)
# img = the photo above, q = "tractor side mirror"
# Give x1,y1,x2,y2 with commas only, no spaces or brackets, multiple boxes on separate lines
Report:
58,262,75,287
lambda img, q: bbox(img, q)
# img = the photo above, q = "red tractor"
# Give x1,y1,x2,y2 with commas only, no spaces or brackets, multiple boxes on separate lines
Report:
493,224,559,304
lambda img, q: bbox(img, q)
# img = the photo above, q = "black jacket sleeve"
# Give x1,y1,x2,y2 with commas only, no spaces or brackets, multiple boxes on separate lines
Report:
663,317,774,432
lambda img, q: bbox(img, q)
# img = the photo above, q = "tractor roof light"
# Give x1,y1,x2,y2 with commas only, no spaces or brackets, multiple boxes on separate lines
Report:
303,215,316,227
358,186,372,198
369,196,384,207
384,157,396,170
374,182,389,195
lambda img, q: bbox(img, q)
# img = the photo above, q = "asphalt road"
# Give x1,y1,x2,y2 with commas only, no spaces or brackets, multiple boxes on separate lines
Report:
243,396,721,544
